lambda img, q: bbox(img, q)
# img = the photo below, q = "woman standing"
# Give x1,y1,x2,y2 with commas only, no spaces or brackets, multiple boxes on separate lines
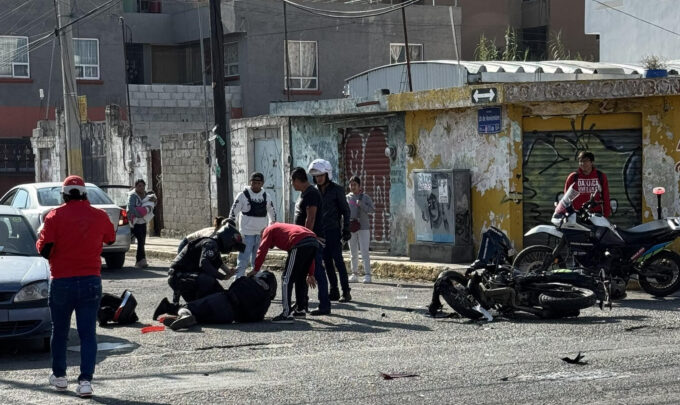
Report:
346,176,375,283
128,178,156,268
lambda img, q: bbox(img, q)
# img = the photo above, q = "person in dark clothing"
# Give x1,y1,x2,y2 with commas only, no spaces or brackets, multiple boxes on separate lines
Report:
167,222,246,304
247,223,319,323
291,167,331,316
308,159,352,302
153,271,277,330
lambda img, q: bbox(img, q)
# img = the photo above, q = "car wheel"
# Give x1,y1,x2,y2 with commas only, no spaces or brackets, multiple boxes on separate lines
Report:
103,252,126,269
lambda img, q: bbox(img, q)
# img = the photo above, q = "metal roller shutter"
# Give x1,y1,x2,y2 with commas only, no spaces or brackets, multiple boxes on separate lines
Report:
344,126,391,246
522,128,642,246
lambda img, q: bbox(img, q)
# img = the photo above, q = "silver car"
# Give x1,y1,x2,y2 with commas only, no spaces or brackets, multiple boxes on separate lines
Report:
0,182,131,269
0,206,51,350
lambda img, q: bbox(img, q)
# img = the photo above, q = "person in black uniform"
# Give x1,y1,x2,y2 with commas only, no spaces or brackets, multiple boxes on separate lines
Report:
167,222,246,304
153,270,278,330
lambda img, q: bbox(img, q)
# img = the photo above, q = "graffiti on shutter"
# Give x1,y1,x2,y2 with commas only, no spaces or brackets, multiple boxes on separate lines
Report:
522,117,641,246
344,126,391,245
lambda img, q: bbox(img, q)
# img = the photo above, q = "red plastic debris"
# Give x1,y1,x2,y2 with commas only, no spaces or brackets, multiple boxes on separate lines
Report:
141,325,165,334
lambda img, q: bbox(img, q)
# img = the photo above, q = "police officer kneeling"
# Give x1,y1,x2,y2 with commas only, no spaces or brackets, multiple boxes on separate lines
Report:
167,222,246,304
153,270,277,330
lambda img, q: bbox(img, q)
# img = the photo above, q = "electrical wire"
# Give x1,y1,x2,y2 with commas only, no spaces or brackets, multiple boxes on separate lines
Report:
592,0,680,38
283,0,420,19
0,0,35,24
284,0,416,15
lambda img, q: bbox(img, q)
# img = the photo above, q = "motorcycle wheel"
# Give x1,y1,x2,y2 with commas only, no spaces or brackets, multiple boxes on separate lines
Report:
639,250,680,297
438,272,484,320
512,245,559,273
538,285,596,312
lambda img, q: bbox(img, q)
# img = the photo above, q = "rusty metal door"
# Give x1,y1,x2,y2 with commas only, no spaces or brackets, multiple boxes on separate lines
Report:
80,122,108,185
343,126,391,245
253,129,283,222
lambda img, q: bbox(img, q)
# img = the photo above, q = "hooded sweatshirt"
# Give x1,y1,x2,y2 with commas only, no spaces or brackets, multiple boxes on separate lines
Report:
564,167,611,217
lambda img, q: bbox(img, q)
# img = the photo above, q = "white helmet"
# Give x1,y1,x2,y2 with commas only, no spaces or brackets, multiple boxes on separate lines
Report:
308,159,333,181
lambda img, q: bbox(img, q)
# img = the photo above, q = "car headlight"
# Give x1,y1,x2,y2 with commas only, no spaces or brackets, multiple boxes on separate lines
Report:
14,281,49,302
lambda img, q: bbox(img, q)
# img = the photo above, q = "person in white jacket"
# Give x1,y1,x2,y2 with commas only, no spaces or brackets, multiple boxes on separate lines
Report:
228,172,277,278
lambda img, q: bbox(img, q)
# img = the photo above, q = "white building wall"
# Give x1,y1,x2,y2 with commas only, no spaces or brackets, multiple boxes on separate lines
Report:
585,0,680,63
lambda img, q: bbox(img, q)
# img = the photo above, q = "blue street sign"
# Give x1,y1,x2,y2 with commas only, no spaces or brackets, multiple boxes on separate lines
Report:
478,107,502,134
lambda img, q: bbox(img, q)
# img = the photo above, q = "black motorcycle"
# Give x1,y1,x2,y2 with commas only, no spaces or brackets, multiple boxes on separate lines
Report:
429,227,602,321
514,185,680,297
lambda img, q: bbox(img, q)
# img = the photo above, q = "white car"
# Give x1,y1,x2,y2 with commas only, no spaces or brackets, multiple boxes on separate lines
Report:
0,206,51,350
0,182,131,269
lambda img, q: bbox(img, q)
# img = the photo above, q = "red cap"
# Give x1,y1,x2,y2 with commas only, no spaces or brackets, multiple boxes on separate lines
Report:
62,175,86,194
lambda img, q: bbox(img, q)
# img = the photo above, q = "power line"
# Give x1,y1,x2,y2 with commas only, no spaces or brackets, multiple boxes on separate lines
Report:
283,0,420,19
0,0,36,24
592,0,680,38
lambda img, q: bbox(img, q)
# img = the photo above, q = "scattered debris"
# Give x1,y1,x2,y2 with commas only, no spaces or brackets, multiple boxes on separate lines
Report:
379,372,419,380
625,325,648,332
561,352,588,365
141,325,165,334
381,313,386,317
195,342,268,351
500,376,510,381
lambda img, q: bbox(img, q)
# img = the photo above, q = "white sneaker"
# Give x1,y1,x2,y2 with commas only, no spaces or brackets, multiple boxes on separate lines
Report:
135,258,148,268
348,274,358,283
362,275,372,284
49,374,67,391
76,380,93,398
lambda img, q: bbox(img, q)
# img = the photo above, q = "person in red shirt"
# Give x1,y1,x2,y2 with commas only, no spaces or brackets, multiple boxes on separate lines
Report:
248,223,318,323
36,175,115,398
564,151,611,217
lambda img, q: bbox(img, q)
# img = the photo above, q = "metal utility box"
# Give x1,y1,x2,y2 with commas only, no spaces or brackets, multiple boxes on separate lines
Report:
409,169,472,263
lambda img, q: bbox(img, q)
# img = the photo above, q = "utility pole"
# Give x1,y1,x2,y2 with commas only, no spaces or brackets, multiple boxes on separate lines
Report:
55,0,83,176
208,0,232,213
401,6,413,92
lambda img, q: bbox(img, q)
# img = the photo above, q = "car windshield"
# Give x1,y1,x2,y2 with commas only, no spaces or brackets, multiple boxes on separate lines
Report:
36,186,114,206
0,215,39,256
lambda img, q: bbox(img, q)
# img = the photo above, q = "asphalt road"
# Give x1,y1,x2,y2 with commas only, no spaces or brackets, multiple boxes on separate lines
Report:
1,257,680,404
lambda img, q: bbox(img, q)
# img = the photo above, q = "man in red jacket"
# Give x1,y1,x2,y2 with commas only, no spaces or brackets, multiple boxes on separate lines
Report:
564,151,611,217
36,175,115,398
248,223,318,323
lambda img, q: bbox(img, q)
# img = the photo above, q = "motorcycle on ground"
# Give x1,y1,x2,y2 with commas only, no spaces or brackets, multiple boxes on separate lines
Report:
428,227,604,321
513,185,680,297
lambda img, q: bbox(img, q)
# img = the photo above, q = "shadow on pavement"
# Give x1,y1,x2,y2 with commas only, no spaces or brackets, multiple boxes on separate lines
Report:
615,297,680,312
102,266,168,280
0,331,139,372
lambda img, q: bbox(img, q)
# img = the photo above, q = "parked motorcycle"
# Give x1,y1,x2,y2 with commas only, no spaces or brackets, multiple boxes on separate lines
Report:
513,185,680,297
428,227,603,321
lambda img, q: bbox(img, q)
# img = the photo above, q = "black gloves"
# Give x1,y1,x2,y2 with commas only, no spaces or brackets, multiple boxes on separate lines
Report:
342,229,352,242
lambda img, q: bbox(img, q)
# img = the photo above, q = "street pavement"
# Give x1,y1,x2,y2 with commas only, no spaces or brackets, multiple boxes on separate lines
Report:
1,256,680,404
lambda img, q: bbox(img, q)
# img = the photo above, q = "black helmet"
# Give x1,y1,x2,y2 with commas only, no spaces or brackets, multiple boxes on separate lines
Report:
212,223,246,253
255,270,277,300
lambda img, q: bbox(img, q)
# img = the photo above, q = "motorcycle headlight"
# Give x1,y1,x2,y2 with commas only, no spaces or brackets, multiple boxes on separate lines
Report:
14,281,49,302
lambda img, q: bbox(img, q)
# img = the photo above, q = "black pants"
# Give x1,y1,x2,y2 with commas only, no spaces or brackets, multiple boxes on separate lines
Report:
169,271,224,304
281,245,317,317
132,223,147,262
186,292,235,324
323,228,350,293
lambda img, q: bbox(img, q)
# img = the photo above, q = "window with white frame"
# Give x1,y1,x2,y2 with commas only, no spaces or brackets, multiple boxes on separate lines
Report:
73,38,99,80
224,42,239,77
389,43,423,64
0,36,29,78
284,40,318,90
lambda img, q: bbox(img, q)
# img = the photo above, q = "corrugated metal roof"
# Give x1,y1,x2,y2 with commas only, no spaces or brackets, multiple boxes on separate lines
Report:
345,59,677,98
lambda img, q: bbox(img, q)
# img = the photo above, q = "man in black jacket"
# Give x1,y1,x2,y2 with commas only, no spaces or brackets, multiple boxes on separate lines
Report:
167,223,246,304
308,159,352,302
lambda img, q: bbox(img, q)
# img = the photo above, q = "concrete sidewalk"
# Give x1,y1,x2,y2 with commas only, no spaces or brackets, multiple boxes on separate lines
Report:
130,236,467,281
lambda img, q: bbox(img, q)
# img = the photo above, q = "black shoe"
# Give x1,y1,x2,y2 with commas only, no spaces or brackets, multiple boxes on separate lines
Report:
292,310,307,318
272,313,294,323
310,309,331,316
339,291,352,302
329,287,340,301
153,297,179,321
169,313,197,331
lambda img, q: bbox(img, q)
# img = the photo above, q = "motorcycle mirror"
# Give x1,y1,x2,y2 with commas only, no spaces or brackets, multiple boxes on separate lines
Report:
653,187,666,195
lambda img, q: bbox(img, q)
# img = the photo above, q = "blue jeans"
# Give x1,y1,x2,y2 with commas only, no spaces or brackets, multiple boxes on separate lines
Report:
315,248,330,311
49,276,102,382
236,234,261,277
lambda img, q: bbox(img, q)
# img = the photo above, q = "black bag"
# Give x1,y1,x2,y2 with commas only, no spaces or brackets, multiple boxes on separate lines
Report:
98,290,138,326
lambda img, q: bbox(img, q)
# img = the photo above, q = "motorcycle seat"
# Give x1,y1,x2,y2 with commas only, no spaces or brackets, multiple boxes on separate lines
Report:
617,222,675,244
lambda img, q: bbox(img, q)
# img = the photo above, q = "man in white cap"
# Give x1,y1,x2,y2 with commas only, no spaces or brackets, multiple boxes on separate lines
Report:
308,159,353,302
37,175,116,398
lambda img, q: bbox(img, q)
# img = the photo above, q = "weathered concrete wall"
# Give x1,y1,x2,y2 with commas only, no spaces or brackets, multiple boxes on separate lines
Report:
160,132,213,237
129,84,241,148
404,107,523,253
289,114,409,254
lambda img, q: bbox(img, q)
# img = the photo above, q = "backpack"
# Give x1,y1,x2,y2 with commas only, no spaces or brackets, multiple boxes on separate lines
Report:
98,290,138,326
